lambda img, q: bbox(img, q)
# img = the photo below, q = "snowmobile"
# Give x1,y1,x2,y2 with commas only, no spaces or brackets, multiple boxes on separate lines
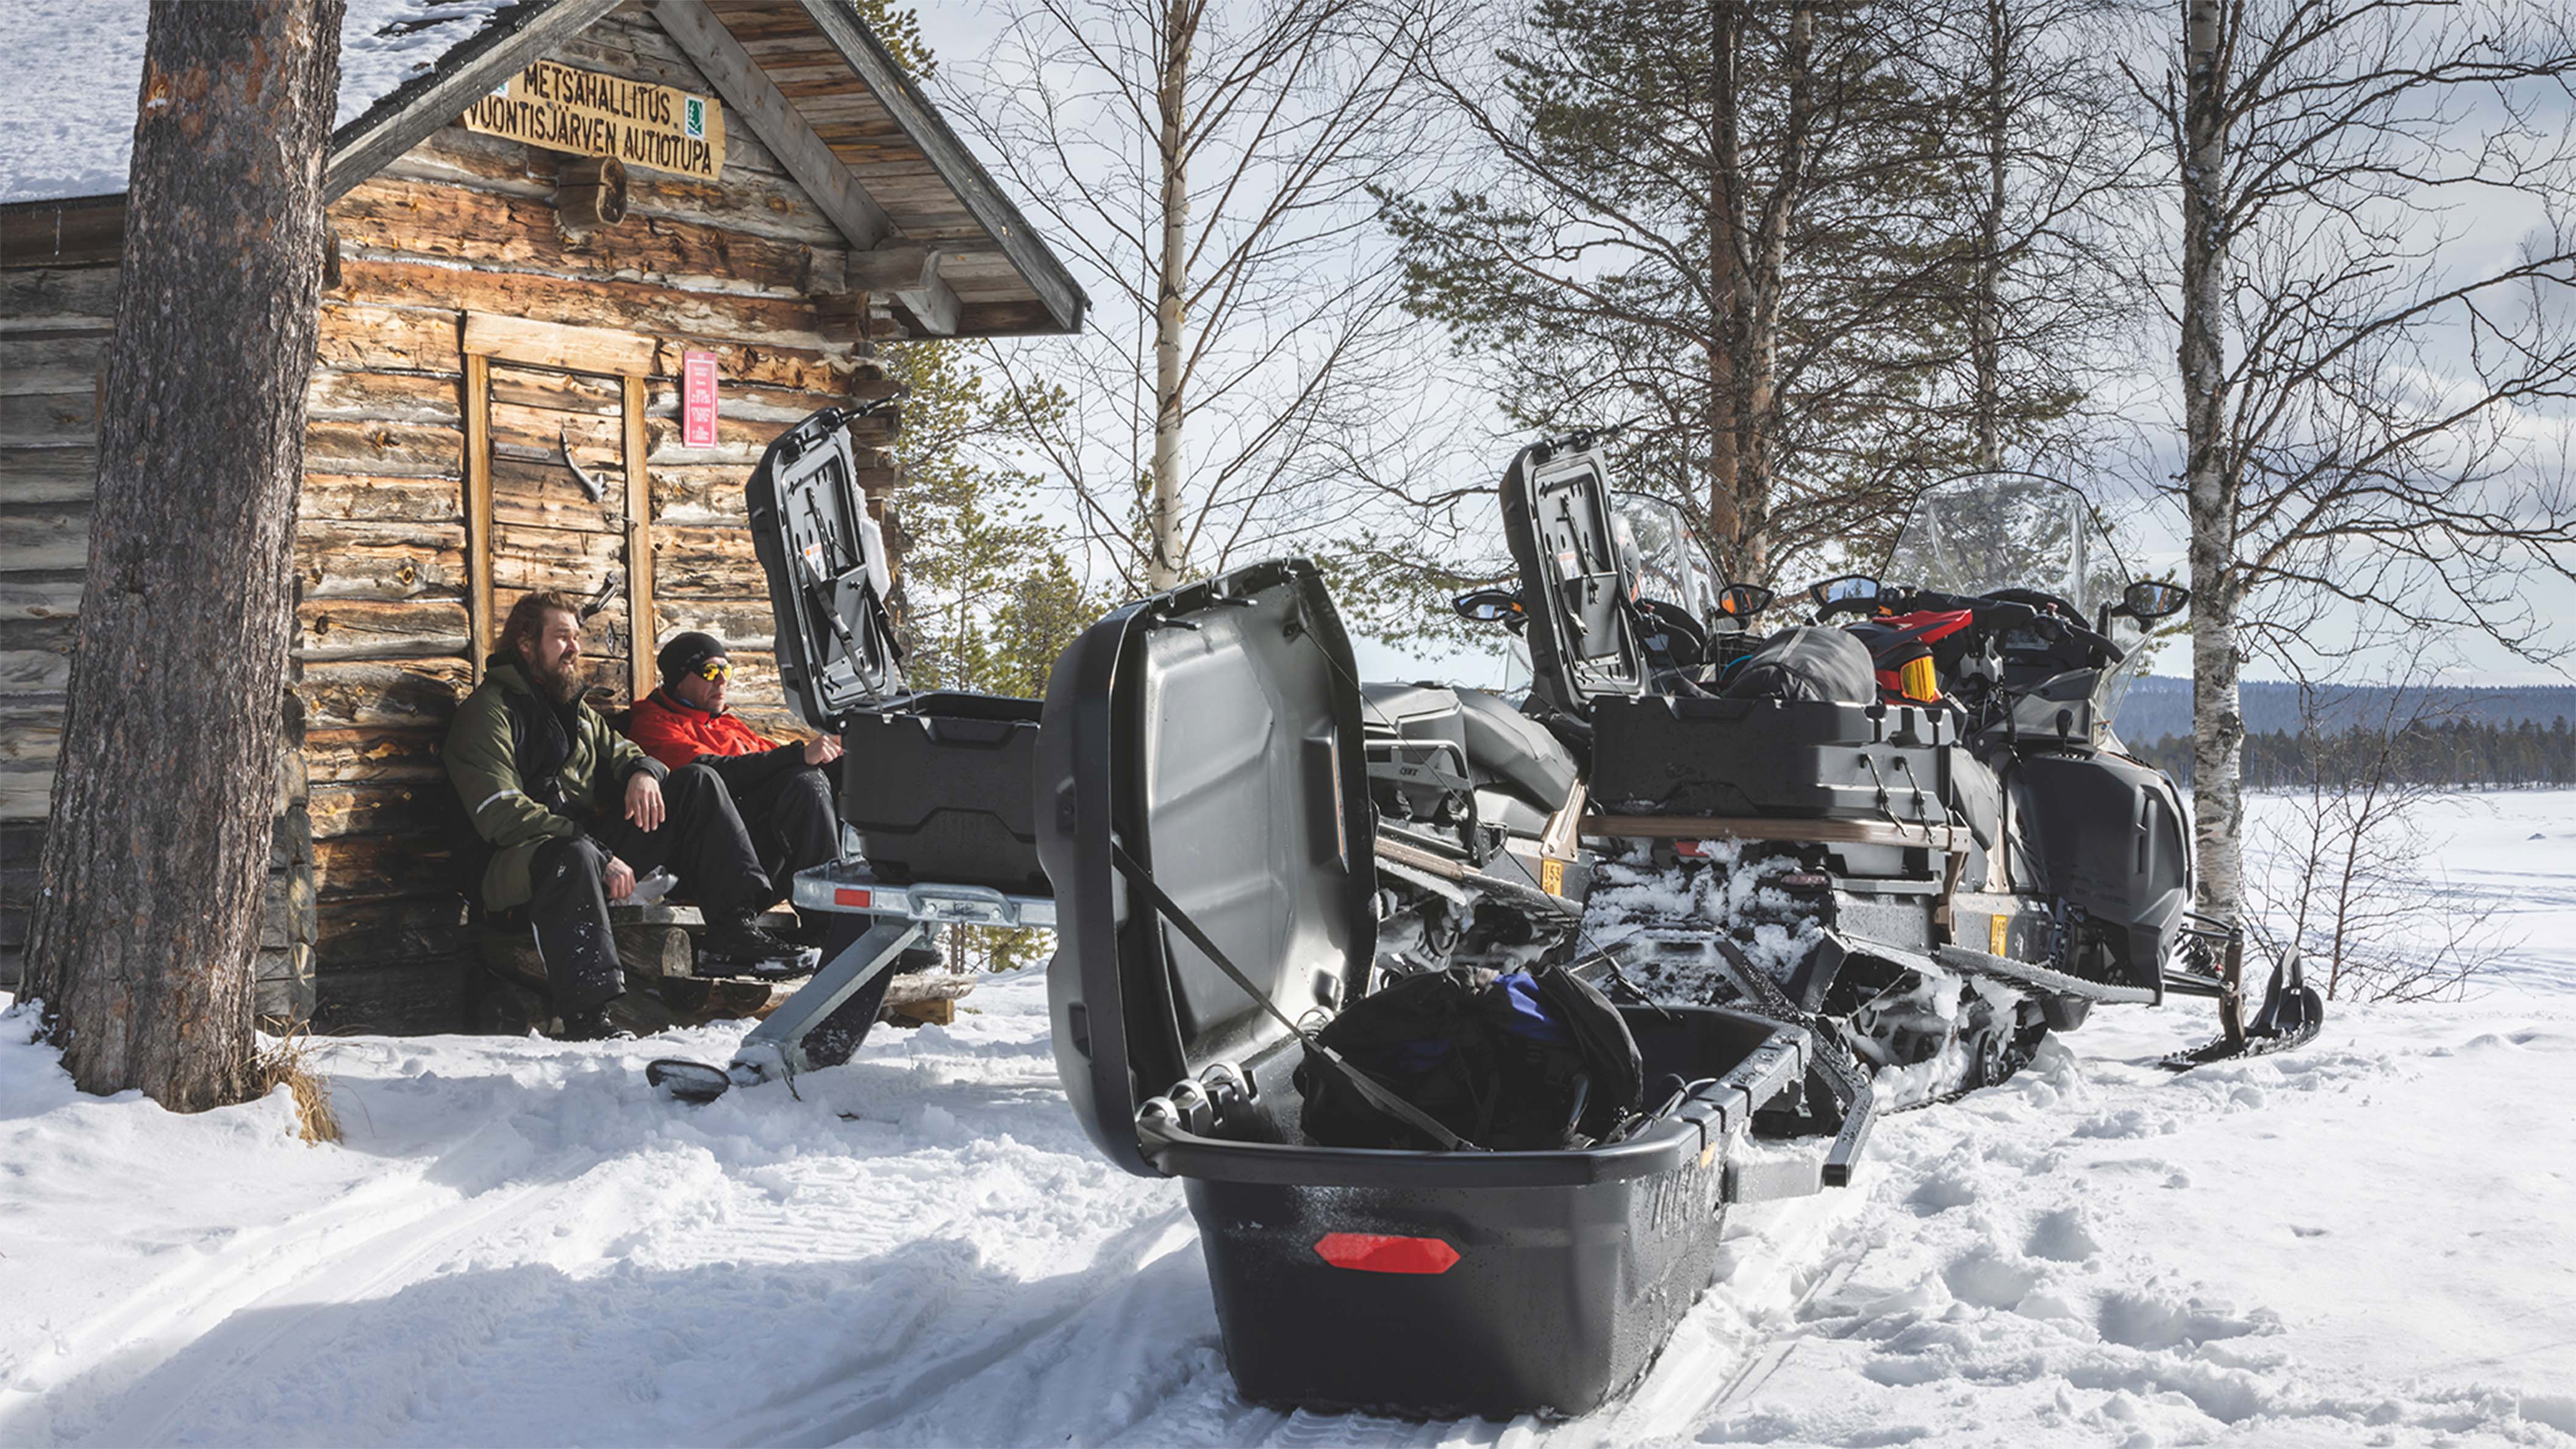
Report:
1510,465,2322,1097
1365,443,1773,981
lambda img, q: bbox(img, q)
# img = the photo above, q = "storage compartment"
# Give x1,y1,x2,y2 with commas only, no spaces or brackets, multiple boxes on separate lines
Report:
1170,1005,1801,1419
1040,559,1850,1420
1589,693,1956,821
748,407,1048,895
842,690,1045,892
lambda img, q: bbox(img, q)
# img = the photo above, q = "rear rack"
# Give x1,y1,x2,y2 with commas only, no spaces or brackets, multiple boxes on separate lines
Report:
788,858,1056,929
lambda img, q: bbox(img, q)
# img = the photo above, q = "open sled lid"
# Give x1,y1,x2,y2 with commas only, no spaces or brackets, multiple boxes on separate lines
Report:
745,406,906,731
1036,559,1378,1176
1499,440,1650,716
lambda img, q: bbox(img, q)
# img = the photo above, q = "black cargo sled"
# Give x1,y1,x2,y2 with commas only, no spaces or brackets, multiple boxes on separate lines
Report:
1039,559,1870,1420
747,404,1046,895
648,404,1054,1103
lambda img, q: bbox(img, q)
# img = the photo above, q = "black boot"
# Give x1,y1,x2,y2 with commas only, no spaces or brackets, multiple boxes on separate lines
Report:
701,913,817,973
559,1001,620,1041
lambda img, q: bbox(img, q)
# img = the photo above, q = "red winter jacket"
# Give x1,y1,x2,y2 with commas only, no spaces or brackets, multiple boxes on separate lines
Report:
627,687,781,772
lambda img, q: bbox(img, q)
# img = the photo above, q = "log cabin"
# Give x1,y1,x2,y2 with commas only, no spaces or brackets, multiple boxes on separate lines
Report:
0,0,1086,1031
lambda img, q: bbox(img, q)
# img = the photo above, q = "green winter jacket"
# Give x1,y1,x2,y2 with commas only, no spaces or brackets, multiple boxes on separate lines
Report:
444,660,662,911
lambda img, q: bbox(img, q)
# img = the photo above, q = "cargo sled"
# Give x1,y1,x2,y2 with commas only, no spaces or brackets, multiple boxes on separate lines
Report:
648,404,1053,1102
748,404,1046,895
1038,559,1870,1420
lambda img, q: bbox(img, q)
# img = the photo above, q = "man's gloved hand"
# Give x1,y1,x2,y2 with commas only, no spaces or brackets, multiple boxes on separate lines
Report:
626,770,665,831
803,734,844,767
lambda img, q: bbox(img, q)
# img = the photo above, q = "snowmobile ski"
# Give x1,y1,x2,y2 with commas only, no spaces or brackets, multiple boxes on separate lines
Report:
2161,939,2325,1069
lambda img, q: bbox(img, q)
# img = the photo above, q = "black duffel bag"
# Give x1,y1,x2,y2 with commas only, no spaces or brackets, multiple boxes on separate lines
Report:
1297,965,1645,1151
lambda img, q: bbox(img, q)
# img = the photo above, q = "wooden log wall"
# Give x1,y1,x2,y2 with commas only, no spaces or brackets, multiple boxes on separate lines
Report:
0,268,110,992
0,267,317,1020
296,0,902,1031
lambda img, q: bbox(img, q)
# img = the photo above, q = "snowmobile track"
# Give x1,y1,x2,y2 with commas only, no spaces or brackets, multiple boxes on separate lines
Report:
721,1204,1196,1448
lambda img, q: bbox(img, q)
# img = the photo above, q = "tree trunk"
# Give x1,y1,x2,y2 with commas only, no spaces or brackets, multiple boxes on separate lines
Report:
23,0,346,1109
1148,0,1195,590
2178,0,2242,923
1971,0,2008,472
1705,0,1742,563
1732,0,1818,585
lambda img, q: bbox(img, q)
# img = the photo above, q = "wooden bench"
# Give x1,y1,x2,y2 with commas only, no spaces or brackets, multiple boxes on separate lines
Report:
473,901,977,1037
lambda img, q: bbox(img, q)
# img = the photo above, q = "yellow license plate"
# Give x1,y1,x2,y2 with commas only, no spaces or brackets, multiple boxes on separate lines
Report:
1989,912,2009,955
1541,857,1565,896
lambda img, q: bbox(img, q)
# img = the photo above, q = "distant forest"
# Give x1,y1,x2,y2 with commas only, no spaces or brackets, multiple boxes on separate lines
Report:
2131,718,2576,789
2116,677,2576,740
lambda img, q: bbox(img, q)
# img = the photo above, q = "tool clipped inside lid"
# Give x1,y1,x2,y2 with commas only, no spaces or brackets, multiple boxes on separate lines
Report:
1036,559,1378,1175
1498,440,1650,717
745,404,906,730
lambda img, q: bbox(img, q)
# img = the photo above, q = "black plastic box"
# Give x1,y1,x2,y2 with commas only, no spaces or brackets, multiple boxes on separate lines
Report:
746,408,1047,895
1038,559,1842,1419
840,691,1045,892
1589,694,1955,820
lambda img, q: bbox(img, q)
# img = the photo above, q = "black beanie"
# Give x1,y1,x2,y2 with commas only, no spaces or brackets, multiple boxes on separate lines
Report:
657,631,727,681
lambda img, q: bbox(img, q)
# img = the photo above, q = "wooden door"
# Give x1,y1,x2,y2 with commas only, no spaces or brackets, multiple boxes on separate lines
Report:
461,315,657,706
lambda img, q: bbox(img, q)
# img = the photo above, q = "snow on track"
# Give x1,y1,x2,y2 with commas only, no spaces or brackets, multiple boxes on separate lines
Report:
3,794,2572,1447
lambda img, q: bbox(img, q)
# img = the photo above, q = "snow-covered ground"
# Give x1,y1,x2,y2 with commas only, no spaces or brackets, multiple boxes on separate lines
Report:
4,793,2572,1447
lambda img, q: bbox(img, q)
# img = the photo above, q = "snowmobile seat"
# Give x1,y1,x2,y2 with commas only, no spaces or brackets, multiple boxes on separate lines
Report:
1452,687,1578,808
1359,681,1578,818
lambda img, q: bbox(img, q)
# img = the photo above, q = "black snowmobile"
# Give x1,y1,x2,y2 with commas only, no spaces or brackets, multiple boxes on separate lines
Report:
1520,467,2322,1097
1369,443,1772,981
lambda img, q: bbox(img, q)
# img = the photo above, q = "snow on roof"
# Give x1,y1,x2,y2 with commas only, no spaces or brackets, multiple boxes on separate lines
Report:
0,0,524,206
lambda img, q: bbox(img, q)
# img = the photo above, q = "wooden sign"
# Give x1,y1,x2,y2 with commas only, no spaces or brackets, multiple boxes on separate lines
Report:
682,351,718,448
463,60,726,180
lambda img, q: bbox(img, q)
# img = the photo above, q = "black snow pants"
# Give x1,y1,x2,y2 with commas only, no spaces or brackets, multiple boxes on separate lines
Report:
732,761,841,886
524,763,773,1012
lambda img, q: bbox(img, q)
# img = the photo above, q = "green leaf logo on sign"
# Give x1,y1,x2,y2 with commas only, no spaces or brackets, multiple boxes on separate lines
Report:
685,97,706,140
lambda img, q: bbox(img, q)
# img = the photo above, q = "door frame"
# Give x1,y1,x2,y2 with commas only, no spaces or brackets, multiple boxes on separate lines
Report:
460,311,659,704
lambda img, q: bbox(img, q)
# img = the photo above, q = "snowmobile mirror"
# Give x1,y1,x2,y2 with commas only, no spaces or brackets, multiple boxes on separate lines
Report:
1807,575,1881,608
1717,583,1775,618
1453,588,1523,624
2122,580,2189,621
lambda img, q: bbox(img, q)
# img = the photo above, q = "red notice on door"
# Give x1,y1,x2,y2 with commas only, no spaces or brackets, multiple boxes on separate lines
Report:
682,350,719,448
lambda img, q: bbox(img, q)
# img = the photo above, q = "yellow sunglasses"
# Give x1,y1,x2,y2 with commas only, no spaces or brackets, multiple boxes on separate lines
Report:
696,659,731,682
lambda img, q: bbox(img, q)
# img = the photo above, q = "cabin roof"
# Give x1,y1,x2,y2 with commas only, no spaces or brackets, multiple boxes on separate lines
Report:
0,0,1084,338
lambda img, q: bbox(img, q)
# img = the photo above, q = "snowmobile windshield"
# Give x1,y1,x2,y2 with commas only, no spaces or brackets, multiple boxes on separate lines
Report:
1612,493,1728,623
1884,473,2148,729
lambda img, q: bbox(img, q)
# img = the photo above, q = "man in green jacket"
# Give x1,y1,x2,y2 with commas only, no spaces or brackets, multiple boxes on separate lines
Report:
446,591,804,1036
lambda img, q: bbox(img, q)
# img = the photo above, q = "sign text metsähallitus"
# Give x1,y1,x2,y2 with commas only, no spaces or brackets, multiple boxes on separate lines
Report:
463,61,726,180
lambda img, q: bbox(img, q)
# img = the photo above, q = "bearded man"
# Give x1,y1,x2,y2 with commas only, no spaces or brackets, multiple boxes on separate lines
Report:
445,592,804,1037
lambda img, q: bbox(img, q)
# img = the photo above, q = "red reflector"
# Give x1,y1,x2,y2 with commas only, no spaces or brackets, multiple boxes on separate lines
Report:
834,888,871,908
1675,840,1710,859
1314,1233,1461,1275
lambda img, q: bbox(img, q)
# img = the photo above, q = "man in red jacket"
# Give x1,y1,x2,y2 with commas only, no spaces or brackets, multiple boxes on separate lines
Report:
628,631,844,885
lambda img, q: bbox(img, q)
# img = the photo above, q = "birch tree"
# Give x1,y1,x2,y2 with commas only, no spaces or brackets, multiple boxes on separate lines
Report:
26,0,346,1107
2142,0,2576,927
954,0,1452,590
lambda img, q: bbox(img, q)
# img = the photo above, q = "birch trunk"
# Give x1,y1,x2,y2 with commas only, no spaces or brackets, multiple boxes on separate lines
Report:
1705,0,1742,562
24,0,346,1107
1731,0,1818,584
1148,0,1195,589
2178,0,2244,923
1971,0,2008,472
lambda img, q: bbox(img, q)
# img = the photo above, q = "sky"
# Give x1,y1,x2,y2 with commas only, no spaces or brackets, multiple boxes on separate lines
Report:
909,1,2572,693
